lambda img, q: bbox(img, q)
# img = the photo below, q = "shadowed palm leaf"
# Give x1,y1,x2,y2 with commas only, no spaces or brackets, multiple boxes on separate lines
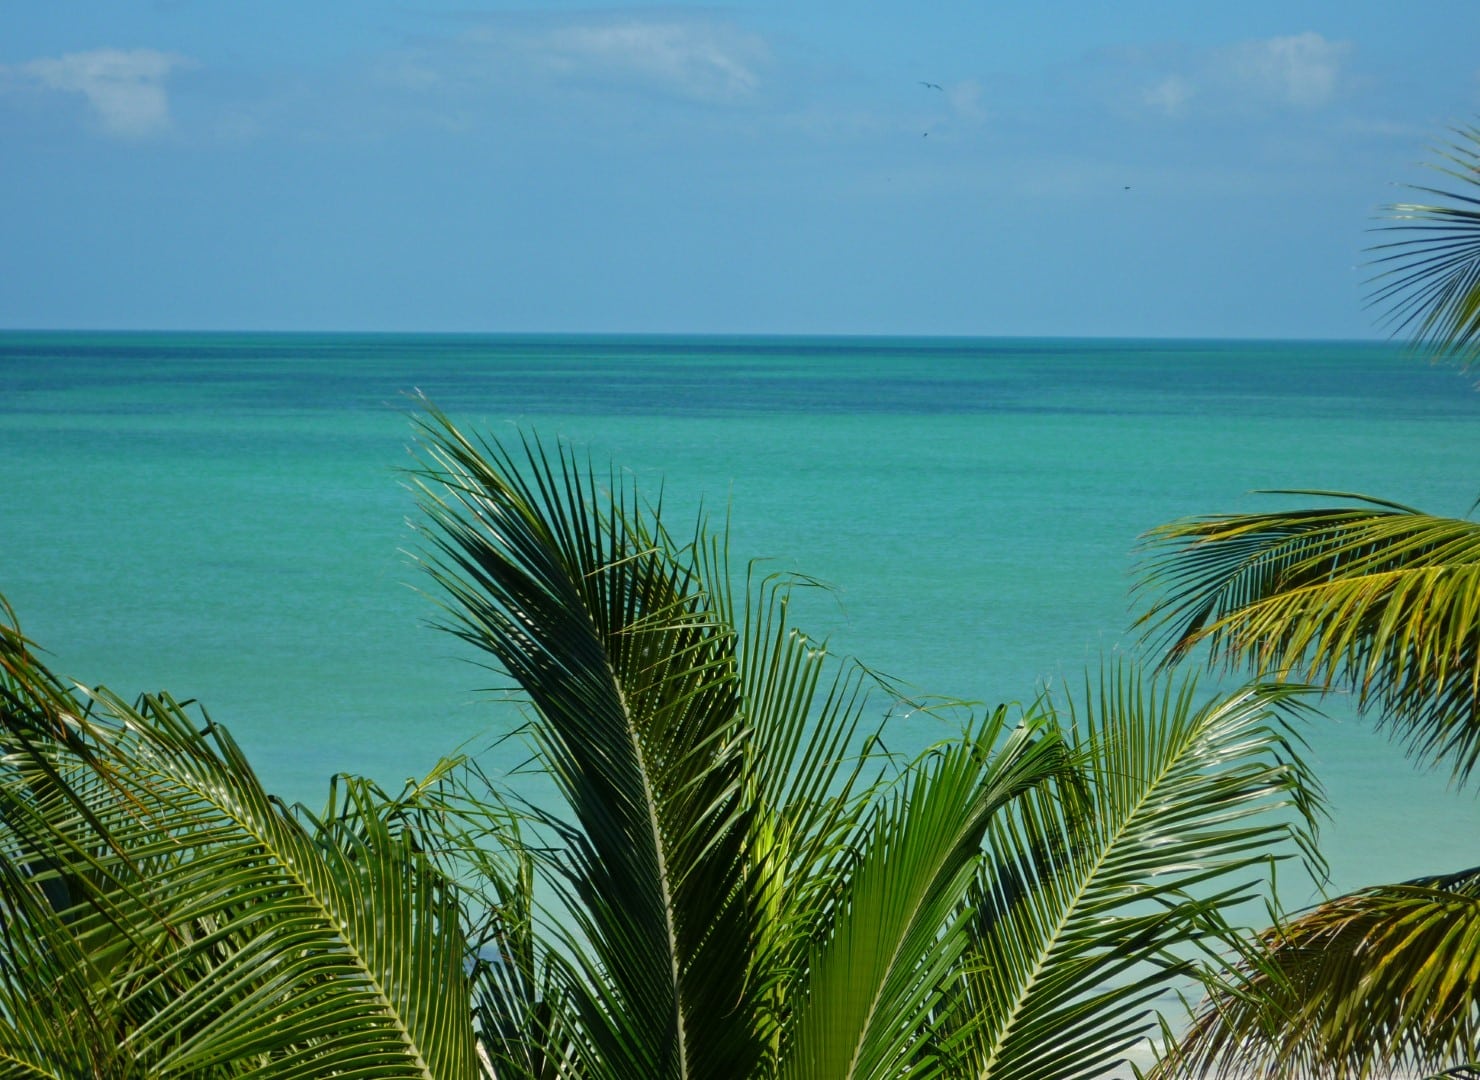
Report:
1154,867,1480,1079
410,404,768,1079
1137,494,1480,783
1367,123,1480,370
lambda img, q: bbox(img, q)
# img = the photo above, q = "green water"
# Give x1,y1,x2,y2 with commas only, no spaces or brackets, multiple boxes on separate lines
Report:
3,331,1478,901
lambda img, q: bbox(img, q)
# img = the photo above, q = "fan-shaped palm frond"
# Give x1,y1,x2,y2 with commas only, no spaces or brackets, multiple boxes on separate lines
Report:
946,666,1323,1080
1155,867,1480,1080
1367,123,1480,369
0,612,479,1078
1136,495,1480,783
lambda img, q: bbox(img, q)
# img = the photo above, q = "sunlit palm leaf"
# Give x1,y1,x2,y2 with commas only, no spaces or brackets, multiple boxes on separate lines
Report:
410,403,763,1080
0,620,479,1078
948,665,1323,1080
777,710,1071,1080
1156,867,1480,1079
1137,496,1480,782
1367,123,1480,369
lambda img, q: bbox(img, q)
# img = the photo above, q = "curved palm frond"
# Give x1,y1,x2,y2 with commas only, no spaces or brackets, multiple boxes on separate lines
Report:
0,619,479,1077
410,403,764,1080
1156,866,1480,1079
1367,122,1480,369
1136,497,1480,783
947,665,1324,1080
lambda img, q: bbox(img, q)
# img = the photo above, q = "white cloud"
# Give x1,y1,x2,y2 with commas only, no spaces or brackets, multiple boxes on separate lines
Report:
1130,32,1351,119
1142,75,1194,117
945,79,988,123
1223,32,1349,108
427,15,769,106
546,20,764,102
22,48,191,138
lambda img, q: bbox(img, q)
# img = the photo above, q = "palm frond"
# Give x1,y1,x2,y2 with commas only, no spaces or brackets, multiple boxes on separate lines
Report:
1366,122,1480,368
777,709,1071,1080
948,664,1323,1080
0,645,479,1077
719,556,919,1071
1156,866,1480,1079
409,402,763,1080
1136,498,1480,783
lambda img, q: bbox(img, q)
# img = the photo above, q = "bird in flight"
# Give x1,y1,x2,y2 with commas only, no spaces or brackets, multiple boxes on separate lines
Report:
919,81,943,91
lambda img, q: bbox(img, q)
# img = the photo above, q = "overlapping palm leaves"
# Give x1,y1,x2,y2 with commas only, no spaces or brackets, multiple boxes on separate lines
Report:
1133,121,1480,1079
941,673,1323,1080
0,407,1326,1078
0,616,479,1078
1137,497,1480,1079
407,404,1321,1079
1154,866,1480,1079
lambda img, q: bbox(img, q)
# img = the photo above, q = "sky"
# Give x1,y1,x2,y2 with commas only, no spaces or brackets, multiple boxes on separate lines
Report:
2,2,1478,338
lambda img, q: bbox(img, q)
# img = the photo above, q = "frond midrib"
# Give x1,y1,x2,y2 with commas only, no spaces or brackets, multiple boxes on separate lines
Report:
74,708,440,1080
969,698,1255,1079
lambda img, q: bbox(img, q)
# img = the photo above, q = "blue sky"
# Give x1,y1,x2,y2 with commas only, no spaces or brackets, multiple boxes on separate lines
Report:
3,2,1477,338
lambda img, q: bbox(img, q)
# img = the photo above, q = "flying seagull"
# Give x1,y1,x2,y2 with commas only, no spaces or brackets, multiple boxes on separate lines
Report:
919,81,943,91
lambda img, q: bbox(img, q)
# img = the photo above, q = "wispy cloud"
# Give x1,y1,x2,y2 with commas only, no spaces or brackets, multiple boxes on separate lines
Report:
944,79,988,123
539,19,766,102
1222,32,1350,108
20,48,192,138
1141,74,1195,117
1127,32,1353,119
389,14,771,107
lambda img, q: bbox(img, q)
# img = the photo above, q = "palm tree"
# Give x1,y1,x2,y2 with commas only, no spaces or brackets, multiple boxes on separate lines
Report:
408,403,1325,1079
0,405,1324,1078
1136,123,1480,1079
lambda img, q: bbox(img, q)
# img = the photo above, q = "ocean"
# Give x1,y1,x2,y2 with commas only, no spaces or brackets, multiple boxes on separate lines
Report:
3,331,1478,904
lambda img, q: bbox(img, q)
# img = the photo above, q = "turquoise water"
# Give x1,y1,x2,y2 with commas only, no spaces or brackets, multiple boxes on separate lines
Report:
3,331,1478,901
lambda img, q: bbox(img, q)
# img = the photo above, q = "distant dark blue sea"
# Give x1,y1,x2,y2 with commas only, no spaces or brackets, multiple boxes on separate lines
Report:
4,331,1478,898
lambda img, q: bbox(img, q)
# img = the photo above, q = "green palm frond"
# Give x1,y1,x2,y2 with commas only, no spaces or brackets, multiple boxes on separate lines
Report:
949,665,1323,1080
776,709,1070,1080
720,558,918,1070
410,403,763,1080
442,807,573,1080
1156,867,1480,1079
0,625,479,1078
1136,496,1480,783
0,601,77,742
1367,123,1480,369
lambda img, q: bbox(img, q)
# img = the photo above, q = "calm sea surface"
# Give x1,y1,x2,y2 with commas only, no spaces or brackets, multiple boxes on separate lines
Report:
3,331,1478,900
